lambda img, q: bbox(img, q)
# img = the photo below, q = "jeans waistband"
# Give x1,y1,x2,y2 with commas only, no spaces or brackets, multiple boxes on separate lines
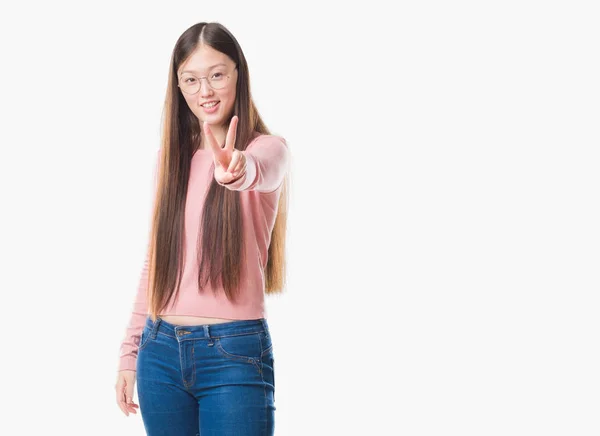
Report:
144,315,269,340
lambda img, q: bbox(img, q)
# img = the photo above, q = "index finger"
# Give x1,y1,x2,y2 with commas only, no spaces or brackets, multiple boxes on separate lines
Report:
224,116,239,152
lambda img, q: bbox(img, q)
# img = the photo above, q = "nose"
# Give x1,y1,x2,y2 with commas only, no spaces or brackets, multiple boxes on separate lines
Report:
199,78,213,97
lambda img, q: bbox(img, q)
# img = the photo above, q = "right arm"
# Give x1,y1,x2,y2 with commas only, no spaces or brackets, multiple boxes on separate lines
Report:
117,245,150,372
117,148,160,372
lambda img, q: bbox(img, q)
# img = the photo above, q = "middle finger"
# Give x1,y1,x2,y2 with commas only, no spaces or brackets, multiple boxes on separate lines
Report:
204,123,225,165
227,151,242,173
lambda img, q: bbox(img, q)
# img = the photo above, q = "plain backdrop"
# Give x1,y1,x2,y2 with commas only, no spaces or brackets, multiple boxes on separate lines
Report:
0,1,599,435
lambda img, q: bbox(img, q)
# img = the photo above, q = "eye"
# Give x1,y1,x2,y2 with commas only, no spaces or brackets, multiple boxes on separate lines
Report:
212,72,223,79
184,77,196,83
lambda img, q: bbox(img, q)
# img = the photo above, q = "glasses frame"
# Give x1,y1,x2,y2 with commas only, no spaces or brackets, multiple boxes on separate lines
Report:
177,66,238,95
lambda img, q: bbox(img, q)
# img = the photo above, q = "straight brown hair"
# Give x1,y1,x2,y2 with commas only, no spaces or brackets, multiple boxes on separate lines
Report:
145,22,289,321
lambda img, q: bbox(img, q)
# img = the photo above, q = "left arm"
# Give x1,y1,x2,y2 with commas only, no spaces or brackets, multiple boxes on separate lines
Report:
218,135,290,193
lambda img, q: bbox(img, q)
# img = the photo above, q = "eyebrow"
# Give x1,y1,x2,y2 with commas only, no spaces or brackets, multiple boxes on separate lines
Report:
179,63,227,75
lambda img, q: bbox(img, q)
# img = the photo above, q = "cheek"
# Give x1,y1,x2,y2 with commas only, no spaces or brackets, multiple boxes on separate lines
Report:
183,96,195,111
221,91,236,113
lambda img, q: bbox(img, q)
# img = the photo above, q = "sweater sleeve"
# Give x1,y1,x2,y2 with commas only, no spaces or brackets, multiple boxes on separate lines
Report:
117,245,150,372
217,135,290,193
117,149,160,372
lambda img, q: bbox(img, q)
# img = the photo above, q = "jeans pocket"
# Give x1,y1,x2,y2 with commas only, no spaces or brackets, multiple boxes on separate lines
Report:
272,356,275,401
138,326,152,351
215,332,266,362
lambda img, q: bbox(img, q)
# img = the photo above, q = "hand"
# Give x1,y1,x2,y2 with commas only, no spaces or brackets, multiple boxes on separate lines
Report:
115,370,139,416
204,116,247,184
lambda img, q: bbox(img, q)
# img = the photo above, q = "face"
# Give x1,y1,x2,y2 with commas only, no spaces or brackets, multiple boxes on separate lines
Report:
177,44,238,130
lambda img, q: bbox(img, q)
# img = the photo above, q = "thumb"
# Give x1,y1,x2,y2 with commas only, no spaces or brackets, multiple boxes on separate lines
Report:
212,149,224,170
125,379,135,404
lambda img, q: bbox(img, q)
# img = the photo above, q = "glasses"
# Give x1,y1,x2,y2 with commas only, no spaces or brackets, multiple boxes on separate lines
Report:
177,67,237,95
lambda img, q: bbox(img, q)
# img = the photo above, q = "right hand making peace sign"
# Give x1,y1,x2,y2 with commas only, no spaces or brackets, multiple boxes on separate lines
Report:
204,116,247,185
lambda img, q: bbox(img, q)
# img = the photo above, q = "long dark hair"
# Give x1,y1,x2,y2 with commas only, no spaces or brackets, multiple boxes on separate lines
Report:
146,22,289,321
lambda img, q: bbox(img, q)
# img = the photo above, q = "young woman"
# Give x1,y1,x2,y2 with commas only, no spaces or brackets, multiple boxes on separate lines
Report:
114,22,290,435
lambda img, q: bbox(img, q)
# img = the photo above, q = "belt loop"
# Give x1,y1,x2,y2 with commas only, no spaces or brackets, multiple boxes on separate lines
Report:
151,316,161,339
204,325,214,346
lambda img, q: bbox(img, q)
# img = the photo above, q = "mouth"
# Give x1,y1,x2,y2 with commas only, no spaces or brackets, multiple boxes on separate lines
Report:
201,101,220,113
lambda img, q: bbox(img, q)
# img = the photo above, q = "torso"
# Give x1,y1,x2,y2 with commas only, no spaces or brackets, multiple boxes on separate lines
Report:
160,315,233,326
161,135,264,328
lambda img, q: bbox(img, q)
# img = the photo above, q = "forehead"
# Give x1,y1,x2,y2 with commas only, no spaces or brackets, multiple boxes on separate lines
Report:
178,46,233,75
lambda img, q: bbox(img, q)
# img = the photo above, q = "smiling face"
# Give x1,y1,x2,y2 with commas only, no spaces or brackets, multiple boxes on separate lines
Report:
177,44,238,138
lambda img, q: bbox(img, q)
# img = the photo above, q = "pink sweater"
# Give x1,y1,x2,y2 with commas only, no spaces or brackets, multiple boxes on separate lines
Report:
117,133,290,372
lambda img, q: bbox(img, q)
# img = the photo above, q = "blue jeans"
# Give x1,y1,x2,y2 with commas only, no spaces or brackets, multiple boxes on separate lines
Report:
136,316,276,435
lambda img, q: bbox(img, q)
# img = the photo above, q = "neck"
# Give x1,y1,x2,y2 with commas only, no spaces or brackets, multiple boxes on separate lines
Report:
200,125,225,149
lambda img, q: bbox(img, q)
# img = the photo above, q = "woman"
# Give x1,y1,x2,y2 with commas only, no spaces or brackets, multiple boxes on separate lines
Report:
114,21,290,435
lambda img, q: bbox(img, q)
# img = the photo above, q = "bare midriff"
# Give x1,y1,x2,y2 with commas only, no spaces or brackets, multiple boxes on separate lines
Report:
160,315,233,326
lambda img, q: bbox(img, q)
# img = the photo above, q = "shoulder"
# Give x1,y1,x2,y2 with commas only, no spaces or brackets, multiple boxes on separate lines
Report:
247,133,288,149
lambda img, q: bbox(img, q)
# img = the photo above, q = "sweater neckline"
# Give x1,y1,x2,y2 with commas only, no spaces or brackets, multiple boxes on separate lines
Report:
192,133,262,158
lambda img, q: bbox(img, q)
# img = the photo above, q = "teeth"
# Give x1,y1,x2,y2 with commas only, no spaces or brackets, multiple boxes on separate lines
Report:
203,101,219,108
